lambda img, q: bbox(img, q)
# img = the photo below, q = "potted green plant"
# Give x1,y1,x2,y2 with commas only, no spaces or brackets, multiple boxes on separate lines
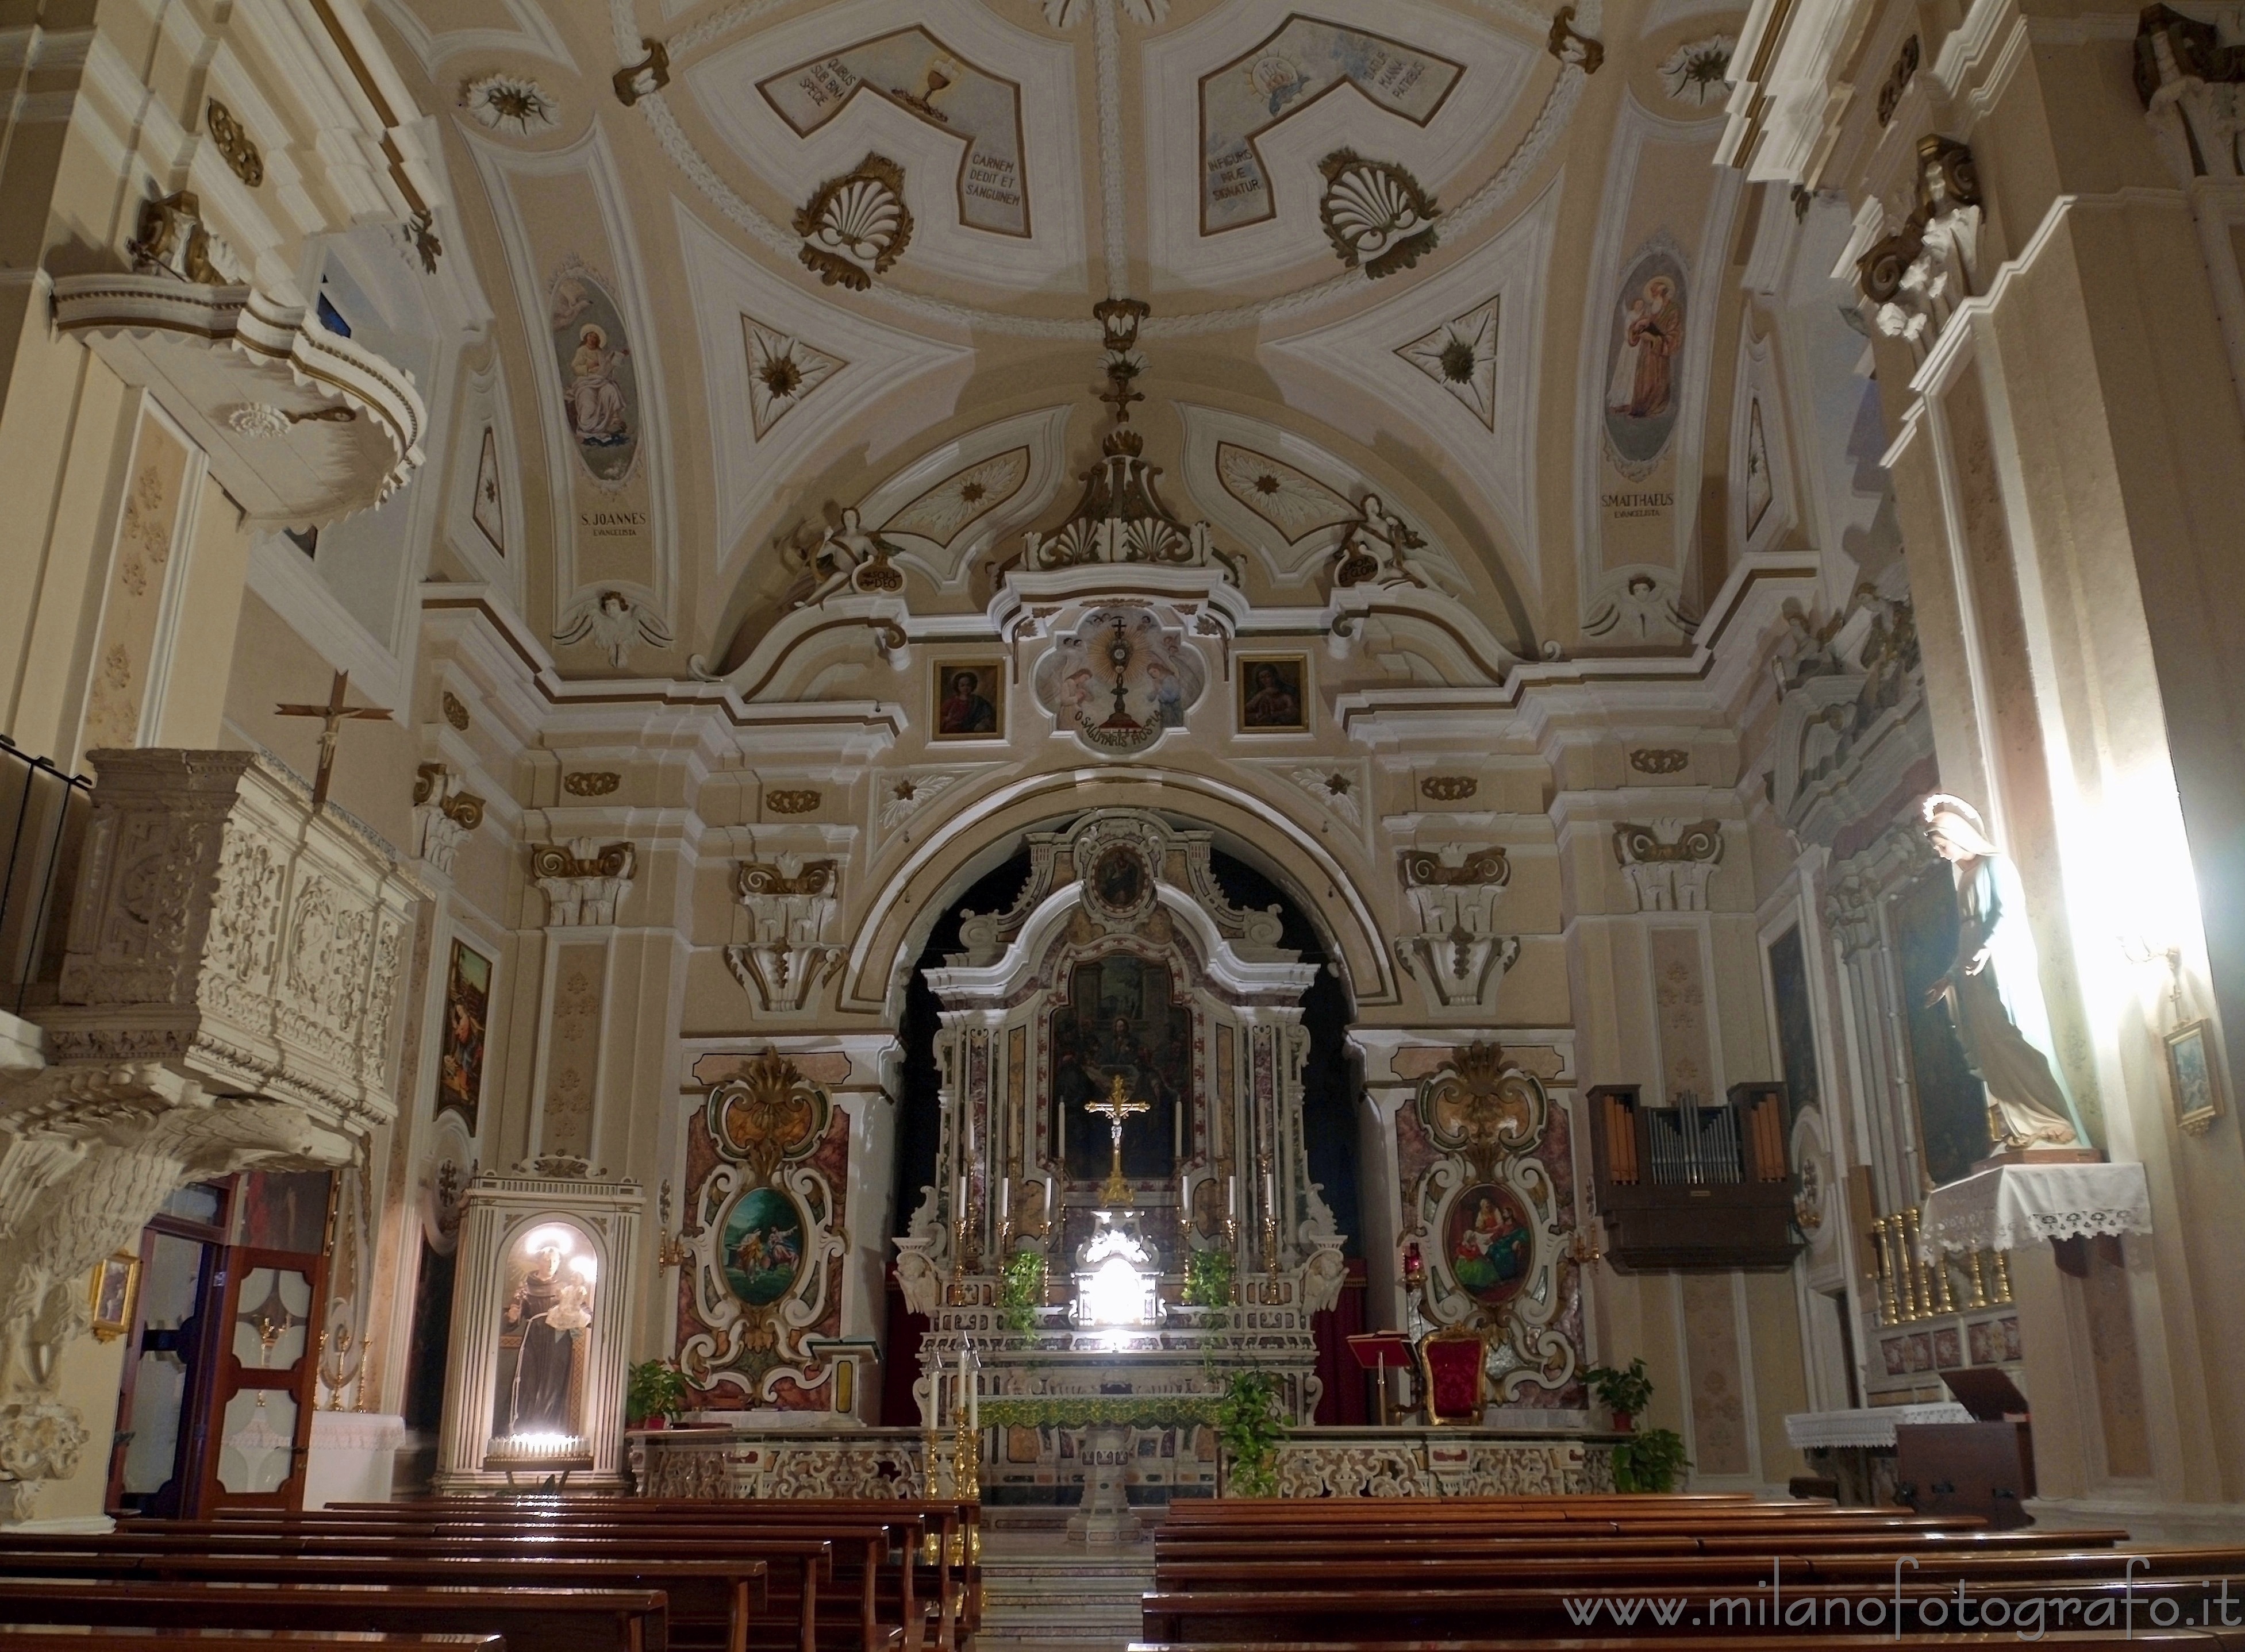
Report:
1582,1357,1655,1431
1215,1369,1289,1498
626,1358,689,1429
997,1249,1047,1335
1612,1427,1692,1492
1181,1247,1235,1307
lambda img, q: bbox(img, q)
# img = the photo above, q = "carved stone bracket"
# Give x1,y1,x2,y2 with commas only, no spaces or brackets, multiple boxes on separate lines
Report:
2136,5,2245,184
51,213,426,525
1396,846,1517,1009
725,857,845,1013
1613,819,1724,911
1854,136,1981,355
412,763,485,877
531,839,635,926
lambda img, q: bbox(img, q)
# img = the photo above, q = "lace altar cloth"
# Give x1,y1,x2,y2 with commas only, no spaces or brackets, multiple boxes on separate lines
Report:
1917,1161,2151,1257
1784,1403,1973,1450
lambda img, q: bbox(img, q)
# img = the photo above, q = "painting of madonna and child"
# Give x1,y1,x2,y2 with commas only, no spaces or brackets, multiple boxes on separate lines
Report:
1050,955,1193,1183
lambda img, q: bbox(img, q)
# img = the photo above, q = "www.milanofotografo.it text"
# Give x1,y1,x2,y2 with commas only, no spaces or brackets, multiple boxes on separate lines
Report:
1559,1558,2229,1639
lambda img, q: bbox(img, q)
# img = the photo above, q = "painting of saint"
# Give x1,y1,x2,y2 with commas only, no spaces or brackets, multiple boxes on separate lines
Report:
720,1186,807,1308
437,941,491,1133
934,662,1003,740
1239,657,1307,732
1444,1183,1532,1307
1051,956,1191,1184
497,1224,595,1439
1602,247,1689,469
547,265,640,484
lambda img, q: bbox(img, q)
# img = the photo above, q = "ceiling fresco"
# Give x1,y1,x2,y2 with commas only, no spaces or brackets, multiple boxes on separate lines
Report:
370,0,1760,675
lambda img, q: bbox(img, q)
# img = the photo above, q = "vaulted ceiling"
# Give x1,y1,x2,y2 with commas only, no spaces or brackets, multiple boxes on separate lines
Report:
374,0,1759,676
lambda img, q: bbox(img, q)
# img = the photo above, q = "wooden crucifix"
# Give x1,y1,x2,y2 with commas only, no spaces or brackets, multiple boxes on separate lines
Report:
275,670,391,811
1085,1070,1150,1208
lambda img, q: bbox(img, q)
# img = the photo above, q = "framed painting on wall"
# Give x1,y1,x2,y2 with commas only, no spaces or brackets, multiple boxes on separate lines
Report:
438,939,493,1134
933,660,1005,741
1237,656,1308,733
2165,1019,2223,1135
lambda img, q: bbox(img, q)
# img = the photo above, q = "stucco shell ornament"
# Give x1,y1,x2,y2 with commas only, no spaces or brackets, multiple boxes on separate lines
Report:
459,72,561,135
1317,152,1440,280
794,155,914,291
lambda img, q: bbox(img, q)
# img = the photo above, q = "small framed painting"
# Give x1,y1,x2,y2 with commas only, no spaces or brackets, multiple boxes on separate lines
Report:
933,661,1005,741
89,1250,141,1342
2165,1018,2224,1135
1237,656,1308,733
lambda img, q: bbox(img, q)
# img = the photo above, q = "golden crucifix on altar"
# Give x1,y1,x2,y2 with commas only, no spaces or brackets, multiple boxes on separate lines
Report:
1085,1072,1150,1207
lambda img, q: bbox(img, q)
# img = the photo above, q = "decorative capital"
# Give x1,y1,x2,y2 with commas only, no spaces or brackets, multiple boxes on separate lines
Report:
1613,819,1724,912
531,838,635,926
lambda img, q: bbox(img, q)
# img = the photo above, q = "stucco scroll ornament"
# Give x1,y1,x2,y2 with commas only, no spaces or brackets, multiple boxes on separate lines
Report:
1855,136,1981,354
795,155,914,291
794,507,905,609
1612,819,1723,911
680,1054,844,1397
1332,494,1428,590
1316,152,1440,280
1410,1045,1576,1396
725,856,845,1014
1396,848,1520,1011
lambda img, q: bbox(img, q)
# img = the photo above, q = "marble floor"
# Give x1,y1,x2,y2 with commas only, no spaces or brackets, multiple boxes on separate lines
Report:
972,1509,1156,1652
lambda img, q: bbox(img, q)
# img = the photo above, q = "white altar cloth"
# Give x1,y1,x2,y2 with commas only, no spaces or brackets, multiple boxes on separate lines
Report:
1917,1161,2151,1257
1784,1403,1973,1450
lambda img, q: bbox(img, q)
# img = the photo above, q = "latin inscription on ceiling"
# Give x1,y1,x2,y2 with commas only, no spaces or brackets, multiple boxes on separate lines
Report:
1200,19,1463,233
759,29,1031,237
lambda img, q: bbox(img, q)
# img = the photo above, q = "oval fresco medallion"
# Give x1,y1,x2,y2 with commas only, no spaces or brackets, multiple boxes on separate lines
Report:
720,1184,807,1308
1444,1181,1533,1308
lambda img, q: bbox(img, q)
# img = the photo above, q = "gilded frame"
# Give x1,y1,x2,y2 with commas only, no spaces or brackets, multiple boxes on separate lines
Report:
2165,1017,2224,1137
89,1249,141,1342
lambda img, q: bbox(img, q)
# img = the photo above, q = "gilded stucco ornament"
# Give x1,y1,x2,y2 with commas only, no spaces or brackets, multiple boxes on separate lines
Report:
794,155,914,291
1316,151,1439,279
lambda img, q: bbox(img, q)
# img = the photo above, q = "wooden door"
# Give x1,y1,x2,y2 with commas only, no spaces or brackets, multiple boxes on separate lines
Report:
195,1244,326,1512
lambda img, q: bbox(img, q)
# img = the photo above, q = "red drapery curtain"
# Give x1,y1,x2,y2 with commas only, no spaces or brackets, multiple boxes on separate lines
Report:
1309,1256,1370,1425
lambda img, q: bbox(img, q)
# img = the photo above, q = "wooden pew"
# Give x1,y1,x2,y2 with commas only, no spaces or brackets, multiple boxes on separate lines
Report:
297,1496,967,1651
224,1506,918,1652
325,1495,979,1640
0,1578,663,1652
0,1550,757,1652
88,1526,799,1650
0,1635,502,1652
1152,1529,2123,1566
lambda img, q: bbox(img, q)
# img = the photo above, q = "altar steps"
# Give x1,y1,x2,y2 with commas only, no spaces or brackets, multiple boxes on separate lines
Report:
971,1518,1155,1652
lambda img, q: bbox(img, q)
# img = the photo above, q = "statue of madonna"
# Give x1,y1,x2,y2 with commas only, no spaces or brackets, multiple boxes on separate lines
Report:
1920,794,2088,1153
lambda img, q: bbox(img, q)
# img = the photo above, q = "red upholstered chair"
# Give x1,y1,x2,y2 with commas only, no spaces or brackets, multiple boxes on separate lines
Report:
1417,1325,1488,1424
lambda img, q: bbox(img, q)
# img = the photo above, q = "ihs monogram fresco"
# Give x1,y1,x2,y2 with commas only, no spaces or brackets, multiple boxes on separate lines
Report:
674,1053,849,1409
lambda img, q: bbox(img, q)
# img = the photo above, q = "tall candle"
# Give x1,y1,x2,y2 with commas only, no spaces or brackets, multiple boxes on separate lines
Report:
1228,1175,1237,1219
1045,1173,1056,1231
970,1358,980,1430
999,1179,1009,1221
956,1175,967,1218
1264,1170,1274,1210
957,1346,968,1426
